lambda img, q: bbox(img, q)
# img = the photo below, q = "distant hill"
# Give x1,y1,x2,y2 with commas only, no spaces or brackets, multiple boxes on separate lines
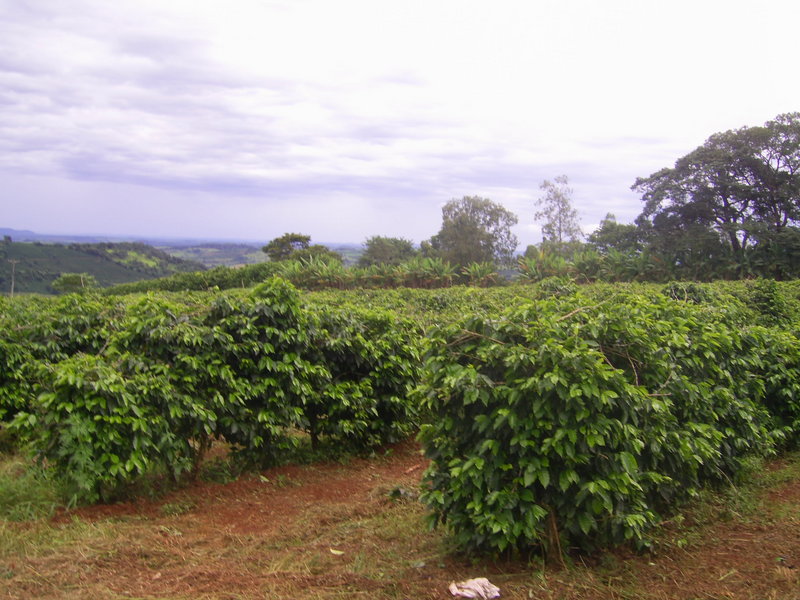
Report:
0,227,143,245
0,240,206,295
1,228,363,267
0,227,270,248
160,243,271,267
161,242,363,267
328,244,362,266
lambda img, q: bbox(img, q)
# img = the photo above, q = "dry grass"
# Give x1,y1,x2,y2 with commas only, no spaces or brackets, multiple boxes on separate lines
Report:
1,445,799,599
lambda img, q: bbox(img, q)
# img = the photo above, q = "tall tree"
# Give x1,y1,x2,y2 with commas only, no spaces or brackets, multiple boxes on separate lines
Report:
632,112,800,276
358,236,417,267
744,112,800,231
426,196,519,267
587,213,642,255
534,175,583,254
262,233,341,263
262,233,311,261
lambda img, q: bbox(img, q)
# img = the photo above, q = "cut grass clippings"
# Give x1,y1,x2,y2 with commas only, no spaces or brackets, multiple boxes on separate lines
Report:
0,444,799,599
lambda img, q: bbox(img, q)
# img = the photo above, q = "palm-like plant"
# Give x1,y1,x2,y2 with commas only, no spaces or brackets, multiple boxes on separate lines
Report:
517,251,573,282
517,256,543,282
599,249,638,282
461,262,498,287
302,257,348,290
571,249,602,283
425,258,456,288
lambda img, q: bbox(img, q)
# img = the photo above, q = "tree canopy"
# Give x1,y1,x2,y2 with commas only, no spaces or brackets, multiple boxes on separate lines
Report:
262,233,342,263
534,175,583,252
358,236,417,267
425,196,519,267
587,213,642,255
262,233,311,261
633,112,800,277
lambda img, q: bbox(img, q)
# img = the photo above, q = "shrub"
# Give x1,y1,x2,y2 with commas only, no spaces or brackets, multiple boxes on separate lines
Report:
748,278,797,327
307,305,422,449
16,354,192,505
418,292,787,555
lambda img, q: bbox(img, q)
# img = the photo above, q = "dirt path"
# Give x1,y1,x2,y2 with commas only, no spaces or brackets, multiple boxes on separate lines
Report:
2,442,799,599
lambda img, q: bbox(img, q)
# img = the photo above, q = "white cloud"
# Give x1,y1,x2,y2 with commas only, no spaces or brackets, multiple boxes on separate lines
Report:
1,0,799,247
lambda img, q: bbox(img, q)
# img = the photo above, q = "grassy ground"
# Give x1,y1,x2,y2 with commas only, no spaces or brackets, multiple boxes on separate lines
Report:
0,442,798,599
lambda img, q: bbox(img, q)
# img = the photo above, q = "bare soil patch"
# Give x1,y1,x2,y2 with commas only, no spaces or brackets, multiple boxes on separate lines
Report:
2,442,799,599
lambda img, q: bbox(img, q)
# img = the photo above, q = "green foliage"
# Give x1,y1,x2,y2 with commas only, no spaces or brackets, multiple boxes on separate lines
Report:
418,301,660,554
417,289,796,555
305,286,524,329
17,353,191,505
0,294,127,425
262,234,342,264
0,457,60,520
358,236,418,267
308,305,422,449
201,280,320,467
262,233,311,261
0,241,205,295
425,196,519,267
747,225,800,280
102,242,800,296
28,294,126,359
4,277,800,565
536,276,578,297
290,245,344,264
0,338,34,423
105,262,283,294
68,242,206,274
395,257,456,289
633,112,800,279
534,175,583,248
587,214,642,255
461,262,499,287
5,277,422,503
570,249,603,283
661,281,717,304
517,251,572,282
747,278,798,326
740,327,800,444
51,272,98,294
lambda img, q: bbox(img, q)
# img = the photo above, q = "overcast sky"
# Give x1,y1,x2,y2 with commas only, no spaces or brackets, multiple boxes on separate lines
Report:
2,0,798,247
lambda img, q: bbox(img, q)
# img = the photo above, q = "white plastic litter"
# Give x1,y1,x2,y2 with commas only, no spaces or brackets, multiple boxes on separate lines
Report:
448,577,501,599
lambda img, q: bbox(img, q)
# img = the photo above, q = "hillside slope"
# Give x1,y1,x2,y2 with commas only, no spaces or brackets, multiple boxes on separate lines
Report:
0,241,206,294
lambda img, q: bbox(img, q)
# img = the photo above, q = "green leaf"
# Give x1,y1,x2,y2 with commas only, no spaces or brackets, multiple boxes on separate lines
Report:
577,512,593,535
539,470,550,488
620,452,638,474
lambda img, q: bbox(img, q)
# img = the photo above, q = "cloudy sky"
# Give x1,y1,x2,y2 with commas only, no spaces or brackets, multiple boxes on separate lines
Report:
2,0,798,247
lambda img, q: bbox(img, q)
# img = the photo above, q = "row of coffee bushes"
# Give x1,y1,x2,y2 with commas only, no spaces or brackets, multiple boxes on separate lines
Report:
101,262,283,294
417,287,800,554
305,278,800,331
3,278,799,554
104,257,491,295
1,279,421,504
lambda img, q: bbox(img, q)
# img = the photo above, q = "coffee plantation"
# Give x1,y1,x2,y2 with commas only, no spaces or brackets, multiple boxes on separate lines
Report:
1,279,799,556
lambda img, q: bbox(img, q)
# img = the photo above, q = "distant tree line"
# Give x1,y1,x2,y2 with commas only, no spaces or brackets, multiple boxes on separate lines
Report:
255,111,798,286
356,112,799,282
31,112,800,297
